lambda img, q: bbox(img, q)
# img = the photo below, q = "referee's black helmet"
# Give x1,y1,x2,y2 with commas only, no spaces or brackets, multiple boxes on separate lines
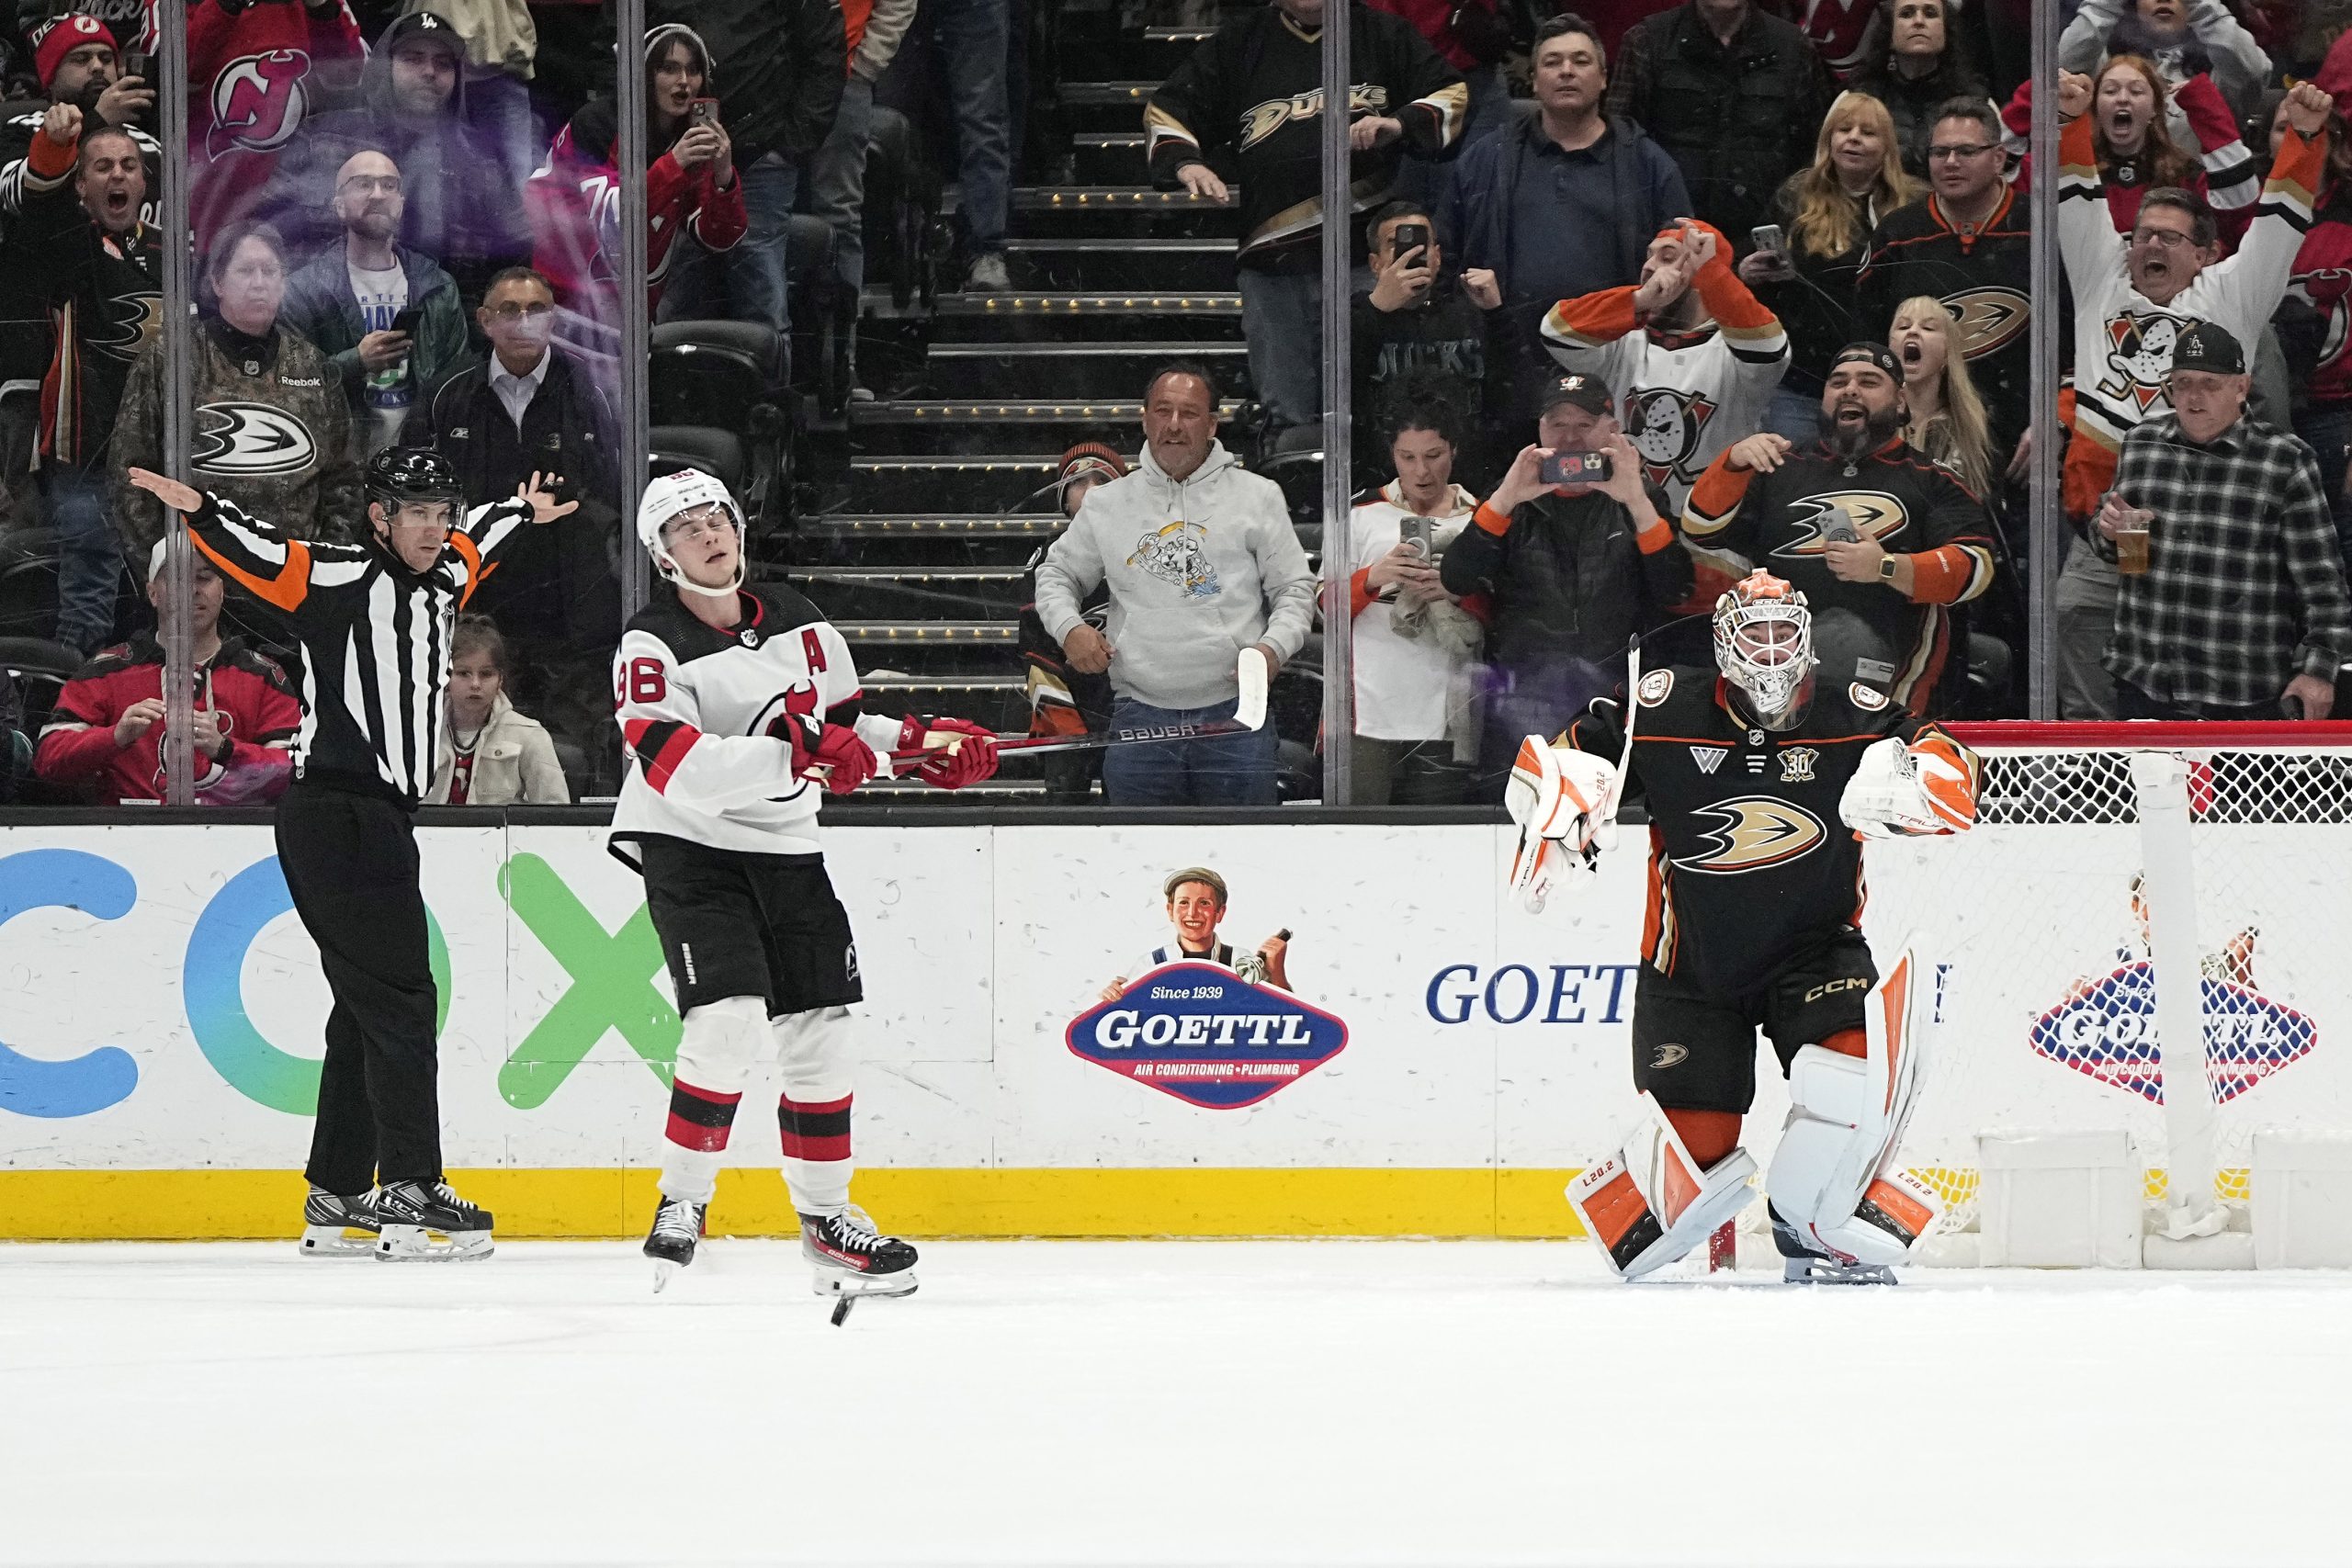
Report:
366,446,465,509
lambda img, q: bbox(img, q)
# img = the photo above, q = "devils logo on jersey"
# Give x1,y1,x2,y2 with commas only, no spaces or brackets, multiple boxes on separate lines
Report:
1945,287,2030,360
208,51,314,157
192,402,320,478
1673,795,1828,874
746,682,821,736
2097,310,2198,412
2290,267,2352,385
1623,386,1717,489
1772,491,1909,558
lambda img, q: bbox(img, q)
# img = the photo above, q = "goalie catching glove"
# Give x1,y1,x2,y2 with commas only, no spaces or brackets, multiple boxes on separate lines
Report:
1505,735,1622,912
1838,734,1977,839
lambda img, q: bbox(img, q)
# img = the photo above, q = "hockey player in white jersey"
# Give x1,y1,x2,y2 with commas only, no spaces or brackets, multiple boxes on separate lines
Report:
612,469,1001,1302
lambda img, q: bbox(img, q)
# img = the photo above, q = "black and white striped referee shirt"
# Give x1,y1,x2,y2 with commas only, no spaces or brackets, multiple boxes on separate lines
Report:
187,492,534,804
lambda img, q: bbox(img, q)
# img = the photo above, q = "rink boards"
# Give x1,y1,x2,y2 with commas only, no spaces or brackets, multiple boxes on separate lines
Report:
5,817,2345,1239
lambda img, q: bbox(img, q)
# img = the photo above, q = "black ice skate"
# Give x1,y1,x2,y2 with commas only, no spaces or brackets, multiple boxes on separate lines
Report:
299,1186,379,1258
1770,1203,1896,1285
645,1195,706,1292
801,1207,918,1324
375,1179,495,1260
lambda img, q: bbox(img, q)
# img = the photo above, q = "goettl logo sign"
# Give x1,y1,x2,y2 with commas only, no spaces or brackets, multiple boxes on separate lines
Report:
2030,962,2318,1104
1067,964,1348,1110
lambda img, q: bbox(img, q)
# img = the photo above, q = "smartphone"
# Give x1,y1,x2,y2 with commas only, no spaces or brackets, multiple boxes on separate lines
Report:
1750,223,1787,255
1398,513,1435,558
688,97,720,131
1823,514,1861,544
120,50,154,82
1390,220,1430,261
387,305,422,338
1541,450,1612,487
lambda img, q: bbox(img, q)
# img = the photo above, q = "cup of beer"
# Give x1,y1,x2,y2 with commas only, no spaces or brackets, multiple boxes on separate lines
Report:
2111,501,2154,576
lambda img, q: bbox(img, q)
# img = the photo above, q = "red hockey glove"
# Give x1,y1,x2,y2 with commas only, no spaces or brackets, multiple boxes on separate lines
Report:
769,711,878,795
895,715,1001,789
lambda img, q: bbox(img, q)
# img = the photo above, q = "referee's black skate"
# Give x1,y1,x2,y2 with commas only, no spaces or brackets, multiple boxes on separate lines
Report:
801,1207,918,1324
375,1179,494,1260
645,1195,706,1292
298,1186,379,1258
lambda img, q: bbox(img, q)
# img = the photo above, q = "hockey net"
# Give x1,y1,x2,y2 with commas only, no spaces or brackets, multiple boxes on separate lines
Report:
1862,722,2352,1234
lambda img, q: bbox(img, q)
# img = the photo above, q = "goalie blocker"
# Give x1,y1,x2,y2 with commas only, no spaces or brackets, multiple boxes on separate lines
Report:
1515,571,1978,1280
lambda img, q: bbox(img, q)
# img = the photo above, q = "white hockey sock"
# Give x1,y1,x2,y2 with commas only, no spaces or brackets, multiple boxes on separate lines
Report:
778,1092,852,1215
662,996,766,1206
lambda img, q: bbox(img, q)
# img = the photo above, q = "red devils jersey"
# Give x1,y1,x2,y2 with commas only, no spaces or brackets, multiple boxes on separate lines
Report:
2287,207,2352,407
610,586,905,865
189,0,364,239
1566,667,1942,995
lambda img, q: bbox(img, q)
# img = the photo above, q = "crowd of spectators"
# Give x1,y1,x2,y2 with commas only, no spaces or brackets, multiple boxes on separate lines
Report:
1242,0,2352,800
0,0,1036,807
6,0,2352,814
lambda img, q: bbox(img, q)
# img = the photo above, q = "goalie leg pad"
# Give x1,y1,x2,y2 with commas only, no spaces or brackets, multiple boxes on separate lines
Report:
662,995,769,1205
1568,1092,1758,1279
1765,949,1939,1266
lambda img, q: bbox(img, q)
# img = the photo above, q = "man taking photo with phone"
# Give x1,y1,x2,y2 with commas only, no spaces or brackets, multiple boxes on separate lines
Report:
1353,200,1500,486
1441,372,1692,797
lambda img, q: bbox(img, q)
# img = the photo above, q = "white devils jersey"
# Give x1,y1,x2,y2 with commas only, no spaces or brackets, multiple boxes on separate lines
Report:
609,586,903,864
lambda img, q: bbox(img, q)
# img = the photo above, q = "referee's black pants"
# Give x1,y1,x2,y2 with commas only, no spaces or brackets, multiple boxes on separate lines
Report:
277,780,443,1193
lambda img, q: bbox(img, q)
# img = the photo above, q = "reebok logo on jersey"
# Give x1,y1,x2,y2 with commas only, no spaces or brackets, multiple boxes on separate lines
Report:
1775,492,1907,558
1674,795,1826,874
1649,1043,1690,1069
1690,746,1726,774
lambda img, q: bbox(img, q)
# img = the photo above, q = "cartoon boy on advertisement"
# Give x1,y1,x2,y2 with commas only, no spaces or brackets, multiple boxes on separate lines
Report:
1098,865,1292,1001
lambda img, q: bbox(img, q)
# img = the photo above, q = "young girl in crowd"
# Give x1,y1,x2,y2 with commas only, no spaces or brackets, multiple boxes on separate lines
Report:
2007,57,2259,238
426,616,570,806
1890,295,1998,498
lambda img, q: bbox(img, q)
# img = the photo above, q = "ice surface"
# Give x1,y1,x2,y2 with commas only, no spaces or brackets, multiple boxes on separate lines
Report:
6,1239,2351,1567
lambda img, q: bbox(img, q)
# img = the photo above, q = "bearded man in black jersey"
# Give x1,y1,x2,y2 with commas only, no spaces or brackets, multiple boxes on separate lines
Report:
1506,569,1982,1283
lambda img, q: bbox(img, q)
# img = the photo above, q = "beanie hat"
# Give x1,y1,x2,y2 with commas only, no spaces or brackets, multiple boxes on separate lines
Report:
33,14,116,92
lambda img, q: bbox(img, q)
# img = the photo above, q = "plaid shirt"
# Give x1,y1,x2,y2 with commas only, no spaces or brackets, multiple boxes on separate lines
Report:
2103,414,2352,710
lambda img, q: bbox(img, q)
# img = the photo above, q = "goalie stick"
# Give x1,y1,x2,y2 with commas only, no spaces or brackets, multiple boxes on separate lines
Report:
888,649,1271,767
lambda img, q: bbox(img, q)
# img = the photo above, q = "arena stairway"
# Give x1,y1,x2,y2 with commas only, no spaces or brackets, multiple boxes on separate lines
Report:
782,16,1261,799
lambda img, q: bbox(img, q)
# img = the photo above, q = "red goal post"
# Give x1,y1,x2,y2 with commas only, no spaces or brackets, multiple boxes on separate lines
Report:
1866,719,2352,1250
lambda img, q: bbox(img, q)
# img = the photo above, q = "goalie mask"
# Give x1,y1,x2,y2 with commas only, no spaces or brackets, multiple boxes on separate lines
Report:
1713,570,1815,725
637,468,746,599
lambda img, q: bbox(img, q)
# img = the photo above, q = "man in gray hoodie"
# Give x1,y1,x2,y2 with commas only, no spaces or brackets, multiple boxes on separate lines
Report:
1035,363,1315,806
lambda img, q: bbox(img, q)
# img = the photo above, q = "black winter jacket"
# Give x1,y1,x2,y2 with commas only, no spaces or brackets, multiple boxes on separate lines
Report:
1439,483,1692,674
647,0,844,167
1606,2,1833,254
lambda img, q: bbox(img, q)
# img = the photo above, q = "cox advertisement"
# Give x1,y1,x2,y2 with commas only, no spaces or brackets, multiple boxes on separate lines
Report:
5,819,2347,1233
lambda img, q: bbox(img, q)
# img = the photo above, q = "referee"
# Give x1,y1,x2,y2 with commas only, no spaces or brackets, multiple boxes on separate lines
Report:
128,451,574,1260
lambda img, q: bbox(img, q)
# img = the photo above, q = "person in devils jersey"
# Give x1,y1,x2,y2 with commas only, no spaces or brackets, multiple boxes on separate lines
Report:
612,467,1001,1303
1505,570,1981,1283
1680,342,1996,716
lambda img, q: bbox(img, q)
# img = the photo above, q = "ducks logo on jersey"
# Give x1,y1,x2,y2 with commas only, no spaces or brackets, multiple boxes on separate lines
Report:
1673,795,1827,874
1773,491,1908,558
1946,288,2031,360
1623,385,1718,490
1128,519,1220,600
2097,310,2198,413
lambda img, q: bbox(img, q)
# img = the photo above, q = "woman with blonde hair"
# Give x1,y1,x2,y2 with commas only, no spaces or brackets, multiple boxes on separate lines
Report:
1743,91,1922,441
1888,295,1996,498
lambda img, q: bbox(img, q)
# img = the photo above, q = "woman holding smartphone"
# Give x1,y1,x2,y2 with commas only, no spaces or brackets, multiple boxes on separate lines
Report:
525,23,748,328
1742,91,1920,444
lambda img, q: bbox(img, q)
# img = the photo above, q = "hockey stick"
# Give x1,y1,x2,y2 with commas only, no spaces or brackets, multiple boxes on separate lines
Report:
889,649,1271,766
